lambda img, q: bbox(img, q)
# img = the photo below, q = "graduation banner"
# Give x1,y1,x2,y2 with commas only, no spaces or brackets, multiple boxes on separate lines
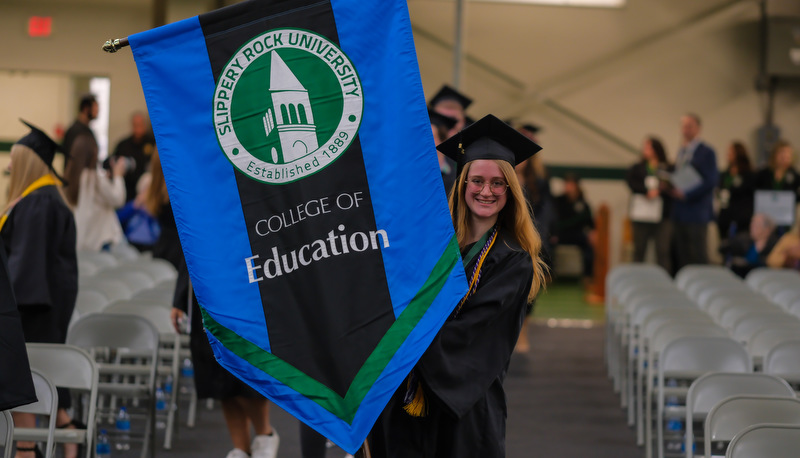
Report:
128,0,467,452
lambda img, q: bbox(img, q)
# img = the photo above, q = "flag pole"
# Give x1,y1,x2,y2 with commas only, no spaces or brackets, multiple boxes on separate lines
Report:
102,37,130,53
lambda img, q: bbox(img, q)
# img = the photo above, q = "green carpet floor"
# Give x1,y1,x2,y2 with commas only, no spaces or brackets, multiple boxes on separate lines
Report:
532,279,605,322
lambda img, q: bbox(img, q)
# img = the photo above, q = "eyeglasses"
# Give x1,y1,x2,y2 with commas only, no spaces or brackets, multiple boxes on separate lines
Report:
465,178,509,195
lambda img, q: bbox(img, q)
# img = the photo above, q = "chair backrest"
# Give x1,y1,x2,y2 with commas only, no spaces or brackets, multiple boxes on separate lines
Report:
688,373,794,418
707,396,800,457
732,314,799,345
696,285,754,310
745,267,798,289
725,423,800,458
77,258,99,277
640,310,713,340
675,265,733,290
103,303,175,335
131,288,174,307
660,336,751,375
74,289,110,316
79,277,133,303
707,295,766,321
12,369,58,458
0,410,12,458
68,313,160,353
619,284,680,309
762,280,800,301
772,287,800,309
763,339,800,383
96,269,155,294
109,242,140,262
77,250,118,269
720,306,788,331
685,278,741,303
747,326,800,360
650,323,728,358
631,300,698,328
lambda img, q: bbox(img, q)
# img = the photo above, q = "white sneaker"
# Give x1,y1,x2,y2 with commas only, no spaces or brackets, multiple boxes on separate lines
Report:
251,430,280,458
225,448,250,458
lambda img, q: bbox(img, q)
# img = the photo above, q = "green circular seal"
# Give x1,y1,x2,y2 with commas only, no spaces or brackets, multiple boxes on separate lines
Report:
213,28,363,184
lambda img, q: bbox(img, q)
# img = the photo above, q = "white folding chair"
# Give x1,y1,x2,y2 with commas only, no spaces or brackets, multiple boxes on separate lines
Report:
642,322,728,454
67,314,159,458
725,423,800,458
706,396,800,457
684,373,794,458
25,344,99,458
0,410,12,458
103,303,181,449
655,336,751,458
12,369,58,458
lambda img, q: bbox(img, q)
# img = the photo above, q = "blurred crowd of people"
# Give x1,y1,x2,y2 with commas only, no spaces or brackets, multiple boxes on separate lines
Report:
626,113,800,279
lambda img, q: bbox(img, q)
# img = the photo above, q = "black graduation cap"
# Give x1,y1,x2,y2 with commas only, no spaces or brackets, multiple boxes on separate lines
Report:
428,109,457,131
437,114,542,174
16,120,66,180
429,85,473,111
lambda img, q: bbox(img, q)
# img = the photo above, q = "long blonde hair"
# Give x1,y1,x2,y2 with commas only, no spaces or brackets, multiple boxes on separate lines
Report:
142,148,169,217
3,144,57,214
448,159,546,301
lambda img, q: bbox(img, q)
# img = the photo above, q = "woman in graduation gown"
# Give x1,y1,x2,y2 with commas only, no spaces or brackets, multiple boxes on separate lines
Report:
364,115,546,458
1,121,80,458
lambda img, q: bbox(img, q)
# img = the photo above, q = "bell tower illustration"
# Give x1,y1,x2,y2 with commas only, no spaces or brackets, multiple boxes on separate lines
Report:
262,50,319,163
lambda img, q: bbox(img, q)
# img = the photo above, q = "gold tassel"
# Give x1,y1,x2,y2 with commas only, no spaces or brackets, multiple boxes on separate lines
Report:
402,380,428,417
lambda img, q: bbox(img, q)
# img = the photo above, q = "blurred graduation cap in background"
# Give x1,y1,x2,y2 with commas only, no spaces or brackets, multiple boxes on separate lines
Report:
438,114,542,175
428,109,458,132
429,85,473,111
15,120,67,181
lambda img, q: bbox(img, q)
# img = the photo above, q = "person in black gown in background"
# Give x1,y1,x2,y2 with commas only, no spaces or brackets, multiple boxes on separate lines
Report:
363,115,546,458
429,109,458,194
1,121,79,458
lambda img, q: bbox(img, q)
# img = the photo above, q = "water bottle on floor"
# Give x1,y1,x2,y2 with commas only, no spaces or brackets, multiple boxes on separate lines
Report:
97,429,112,458
180,358,195,394
156,386,167,429
115,406,131,451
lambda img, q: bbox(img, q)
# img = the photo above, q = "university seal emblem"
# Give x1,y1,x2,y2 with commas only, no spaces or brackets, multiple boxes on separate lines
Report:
213,28,363,184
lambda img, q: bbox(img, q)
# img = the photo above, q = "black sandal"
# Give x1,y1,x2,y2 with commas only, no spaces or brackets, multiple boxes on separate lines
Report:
15,445,44,458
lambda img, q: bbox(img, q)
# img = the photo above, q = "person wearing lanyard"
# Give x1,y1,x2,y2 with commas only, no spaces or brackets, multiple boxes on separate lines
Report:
363,115,546,458
1,121,80,458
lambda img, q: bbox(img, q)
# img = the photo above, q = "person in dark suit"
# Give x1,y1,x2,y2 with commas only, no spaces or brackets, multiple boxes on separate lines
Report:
669,113,719,270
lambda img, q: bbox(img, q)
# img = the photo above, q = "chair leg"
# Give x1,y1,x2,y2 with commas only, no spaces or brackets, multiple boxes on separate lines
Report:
186,391,197,428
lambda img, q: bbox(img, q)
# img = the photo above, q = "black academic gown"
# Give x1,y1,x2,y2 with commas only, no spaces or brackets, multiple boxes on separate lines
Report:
367,230,534,458
1,186,78,344
0,246,36,411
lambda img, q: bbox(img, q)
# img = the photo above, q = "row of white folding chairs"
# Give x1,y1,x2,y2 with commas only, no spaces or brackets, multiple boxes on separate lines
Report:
608,263,800,458
615,265,755,458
